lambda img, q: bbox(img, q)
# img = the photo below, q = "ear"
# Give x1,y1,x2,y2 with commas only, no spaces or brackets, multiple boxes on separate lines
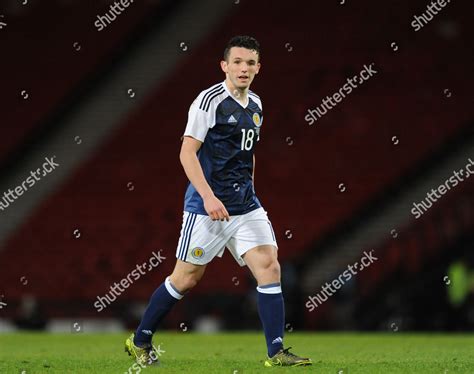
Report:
220,60,228,74
255,62,261,75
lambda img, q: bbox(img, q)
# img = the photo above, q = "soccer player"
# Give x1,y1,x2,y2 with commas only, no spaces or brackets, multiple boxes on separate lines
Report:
125,35,312,368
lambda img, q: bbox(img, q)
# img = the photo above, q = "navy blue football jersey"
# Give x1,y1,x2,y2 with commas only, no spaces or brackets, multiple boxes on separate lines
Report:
183,81,263,215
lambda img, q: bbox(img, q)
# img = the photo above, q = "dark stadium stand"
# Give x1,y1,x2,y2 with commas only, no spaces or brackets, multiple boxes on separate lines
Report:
357,180,473,298
0,0,163,164
351,179,474,331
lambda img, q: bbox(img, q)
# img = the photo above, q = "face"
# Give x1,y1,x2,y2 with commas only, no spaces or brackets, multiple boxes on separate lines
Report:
221,46,261,91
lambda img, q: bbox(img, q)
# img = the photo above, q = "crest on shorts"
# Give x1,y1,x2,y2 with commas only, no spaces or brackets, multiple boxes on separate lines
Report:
253,113,262,127
191,247,205,259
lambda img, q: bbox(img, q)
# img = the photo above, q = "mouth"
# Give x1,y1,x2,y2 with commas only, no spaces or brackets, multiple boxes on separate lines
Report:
238,75,249,81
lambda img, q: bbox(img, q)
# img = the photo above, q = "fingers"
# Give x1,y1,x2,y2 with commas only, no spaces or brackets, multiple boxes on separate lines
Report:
216,204,230,222
210,207,230,222
213,209,228,221
222,207,230,221
204,197,230,222
207,209,219,221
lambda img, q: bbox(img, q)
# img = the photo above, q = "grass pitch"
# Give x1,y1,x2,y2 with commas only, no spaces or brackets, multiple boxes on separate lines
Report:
0,332,473,373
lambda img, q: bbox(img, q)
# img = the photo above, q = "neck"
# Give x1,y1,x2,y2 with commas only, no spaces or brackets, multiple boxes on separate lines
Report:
225,78,248,103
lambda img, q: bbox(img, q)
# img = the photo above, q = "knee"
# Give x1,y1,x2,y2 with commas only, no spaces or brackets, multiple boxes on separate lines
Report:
169,271,203,293
261,258,281,279
182,273,201,290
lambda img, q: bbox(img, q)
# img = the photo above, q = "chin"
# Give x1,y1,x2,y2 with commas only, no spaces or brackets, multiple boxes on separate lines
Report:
236,82,249,89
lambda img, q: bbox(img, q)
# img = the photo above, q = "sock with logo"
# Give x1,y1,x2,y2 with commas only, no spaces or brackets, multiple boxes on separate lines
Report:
257,282,285,357
134,276,183,346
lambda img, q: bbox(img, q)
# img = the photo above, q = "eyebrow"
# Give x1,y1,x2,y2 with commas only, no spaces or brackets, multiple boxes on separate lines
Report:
233,57,257,63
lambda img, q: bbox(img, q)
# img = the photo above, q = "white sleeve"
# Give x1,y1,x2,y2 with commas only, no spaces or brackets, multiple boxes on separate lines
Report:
183,99,214,142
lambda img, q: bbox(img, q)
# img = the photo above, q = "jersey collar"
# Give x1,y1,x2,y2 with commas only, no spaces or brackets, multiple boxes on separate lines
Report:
222,80,249,109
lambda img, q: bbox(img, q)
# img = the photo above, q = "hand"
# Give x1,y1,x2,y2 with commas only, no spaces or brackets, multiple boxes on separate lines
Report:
203,194,230,221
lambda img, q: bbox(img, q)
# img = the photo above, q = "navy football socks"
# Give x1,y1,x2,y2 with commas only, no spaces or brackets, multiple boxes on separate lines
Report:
256,282,285,357
134,277,285,357
134,276,183,346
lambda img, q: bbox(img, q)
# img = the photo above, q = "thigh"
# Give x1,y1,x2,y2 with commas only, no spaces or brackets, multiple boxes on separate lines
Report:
242,245,280,285
227,208,278,267
171,258,207,278
242,244,278,269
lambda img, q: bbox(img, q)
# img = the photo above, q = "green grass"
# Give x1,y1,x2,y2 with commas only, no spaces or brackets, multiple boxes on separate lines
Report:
0,332,473,373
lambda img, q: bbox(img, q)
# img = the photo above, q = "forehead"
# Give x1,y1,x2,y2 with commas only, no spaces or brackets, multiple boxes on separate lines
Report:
228,46,259,61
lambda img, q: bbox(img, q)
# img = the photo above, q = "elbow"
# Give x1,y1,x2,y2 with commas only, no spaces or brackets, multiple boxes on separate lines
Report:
179,149,193,166
180,142,199,165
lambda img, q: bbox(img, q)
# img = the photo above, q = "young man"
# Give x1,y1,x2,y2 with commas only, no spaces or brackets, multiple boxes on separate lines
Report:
125,35,312,368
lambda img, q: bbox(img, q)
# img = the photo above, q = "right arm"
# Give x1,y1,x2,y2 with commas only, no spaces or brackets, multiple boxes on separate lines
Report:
180,136,230,221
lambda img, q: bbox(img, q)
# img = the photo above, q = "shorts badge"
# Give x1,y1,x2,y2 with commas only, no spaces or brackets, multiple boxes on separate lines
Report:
191,247,205,259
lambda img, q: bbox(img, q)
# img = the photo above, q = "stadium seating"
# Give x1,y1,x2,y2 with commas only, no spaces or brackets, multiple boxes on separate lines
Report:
0,0,162,164
358,180,473,297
